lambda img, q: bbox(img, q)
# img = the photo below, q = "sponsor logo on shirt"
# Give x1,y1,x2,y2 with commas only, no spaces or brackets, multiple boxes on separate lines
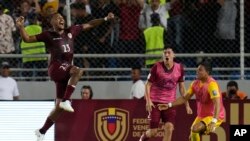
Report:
53,37,62,40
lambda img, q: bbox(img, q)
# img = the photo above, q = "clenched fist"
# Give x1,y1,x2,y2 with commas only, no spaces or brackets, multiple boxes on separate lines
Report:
16,16,25,28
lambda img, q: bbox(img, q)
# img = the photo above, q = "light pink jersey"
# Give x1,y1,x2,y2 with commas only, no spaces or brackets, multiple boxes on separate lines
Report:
191,77,225,120
148,61,184,103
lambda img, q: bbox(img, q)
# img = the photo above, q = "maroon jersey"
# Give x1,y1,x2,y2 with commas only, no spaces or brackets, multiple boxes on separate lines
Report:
36,25,83,64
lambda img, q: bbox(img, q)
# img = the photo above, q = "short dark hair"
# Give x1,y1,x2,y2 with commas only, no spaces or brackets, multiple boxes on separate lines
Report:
198,59,212,75
132,66,142,72
227,80,238,90
81,85,93,99
164,43,173,50
71,2,86,10
132,66,141,70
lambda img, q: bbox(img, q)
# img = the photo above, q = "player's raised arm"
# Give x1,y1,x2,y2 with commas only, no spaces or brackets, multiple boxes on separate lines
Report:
82,12,115,30
16,16,37,43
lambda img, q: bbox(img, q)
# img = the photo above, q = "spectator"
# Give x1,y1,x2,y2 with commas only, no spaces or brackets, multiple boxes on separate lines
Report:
167,0,188,53
70,2,95,69
130,66,145,99
20,13,47,80
214,0,238,74
80,85,93,99
0,62,20,100
167,0,198,66
215,0,237,40
73,0,92,14
114,0,143,68
222,80,248,100
138,0,171,30
12,0,41,26
71,2,95,26
143,13,167,68
0,0,14,14
187,0,224,53
90,0,119,68
0,4,16,54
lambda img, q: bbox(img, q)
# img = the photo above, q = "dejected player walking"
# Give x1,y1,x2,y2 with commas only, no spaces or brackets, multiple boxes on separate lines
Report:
16,12,114,141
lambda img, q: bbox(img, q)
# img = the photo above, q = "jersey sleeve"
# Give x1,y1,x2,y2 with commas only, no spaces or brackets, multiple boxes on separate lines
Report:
148,64,157,83
70,25,83,38
36,31,49,42
178,64,185,82
208,81,220,99
186,81,194,96
237,91,247,100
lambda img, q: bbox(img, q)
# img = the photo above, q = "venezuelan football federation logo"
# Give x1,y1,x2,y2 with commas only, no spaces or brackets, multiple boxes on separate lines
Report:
94,108,129,141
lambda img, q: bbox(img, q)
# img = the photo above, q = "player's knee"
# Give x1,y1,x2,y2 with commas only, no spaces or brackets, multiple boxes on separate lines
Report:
70,66,83,76
164,123,174,133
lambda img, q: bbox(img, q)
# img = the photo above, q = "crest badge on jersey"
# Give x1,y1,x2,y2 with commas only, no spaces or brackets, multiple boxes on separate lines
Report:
212,90,218,96
94,108,129,141
68,33,72,39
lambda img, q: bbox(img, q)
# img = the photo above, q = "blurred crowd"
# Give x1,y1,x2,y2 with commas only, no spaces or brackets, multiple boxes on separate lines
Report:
0,0,249,79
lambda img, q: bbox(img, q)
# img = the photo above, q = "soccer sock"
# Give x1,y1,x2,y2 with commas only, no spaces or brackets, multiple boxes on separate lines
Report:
190,132,200,141
62,85,75,101
39,118,54,134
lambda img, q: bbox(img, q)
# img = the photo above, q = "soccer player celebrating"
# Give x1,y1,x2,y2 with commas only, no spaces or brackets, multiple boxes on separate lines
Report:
16,12,114,141
140,46,193,141
158,60,225,141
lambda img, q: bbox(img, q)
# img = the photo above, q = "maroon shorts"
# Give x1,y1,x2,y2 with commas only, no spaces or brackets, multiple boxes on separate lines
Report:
48,61,72,99
149,102,176,128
